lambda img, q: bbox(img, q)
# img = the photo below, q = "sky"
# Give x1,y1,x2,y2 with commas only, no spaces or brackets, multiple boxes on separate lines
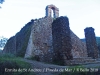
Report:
0,0,100,39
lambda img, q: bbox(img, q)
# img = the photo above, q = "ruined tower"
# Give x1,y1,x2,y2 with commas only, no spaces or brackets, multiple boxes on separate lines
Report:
52,16,73,65
84,27,99,59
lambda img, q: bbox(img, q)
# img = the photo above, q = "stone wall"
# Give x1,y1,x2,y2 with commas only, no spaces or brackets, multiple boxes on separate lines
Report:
25,17,53,62
3,4,99,65
3,16,88,63
3,4,100,65
84,27,99,58
52,16,73,65
3,36,16,54
3,20,33,57
52,16,88,65
71,30,87,58
3,15,91,65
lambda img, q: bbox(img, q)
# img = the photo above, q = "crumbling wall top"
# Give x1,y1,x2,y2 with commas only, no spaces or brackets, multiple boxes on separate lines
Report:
46,4,59,11
45,4,59,18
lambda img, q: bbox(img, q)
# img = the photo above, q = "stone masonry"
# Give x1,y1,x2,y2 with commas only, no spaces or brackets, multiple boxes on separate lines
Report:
3,4,99,65
3,36,16,54
84,27,99,59
52,16,73,65
25,17,53,62
52,16,88,65
71,30,88,58
3,20,34,57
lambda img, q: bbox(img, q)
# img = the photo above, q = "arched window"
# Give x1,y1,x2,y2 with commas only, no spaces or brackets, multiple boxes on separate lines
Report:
45,4,59,18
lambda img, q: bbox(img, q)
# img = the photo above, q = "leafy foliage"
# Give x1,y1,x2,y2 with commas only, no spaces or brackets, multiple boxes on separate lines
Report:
0,53,35,75
0,0,5,8
0,0,4,4
0,36,8,50
96,37,100,46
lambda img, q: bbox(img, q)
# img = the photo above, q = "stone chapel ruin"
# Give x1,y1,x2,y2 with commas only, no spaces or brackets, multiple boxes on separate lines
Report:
3,4,99,65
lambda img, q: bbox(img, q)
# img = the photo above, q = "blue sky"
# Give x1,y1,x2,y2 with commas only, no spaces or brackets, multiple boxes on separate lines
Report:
0,0,100,39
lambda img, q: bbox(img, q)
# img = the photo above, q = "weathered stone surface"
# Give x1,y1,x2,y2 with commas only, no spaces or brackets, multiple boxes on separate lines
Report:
3,5,98,65
52,16,73,65
3,20,34,57
52,16,88,65
45,4,59,18
3,36,16,54
71,30,88,58
84,27,99,58
3,15,90,65
25,17,53,62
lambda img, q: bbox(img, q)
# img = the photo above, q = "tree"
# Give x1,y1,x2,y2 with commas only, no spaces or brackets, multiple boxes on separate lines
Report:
0,0,4,8
0,36,8,50
0,0,4,4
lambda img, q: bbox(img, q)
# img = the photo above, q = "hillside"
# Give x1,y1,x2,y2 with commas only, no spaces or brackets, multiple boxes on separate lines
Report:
81,37,100,45
0,53,35,75
0,50,2,53
96,37,100,46
81,37,100,54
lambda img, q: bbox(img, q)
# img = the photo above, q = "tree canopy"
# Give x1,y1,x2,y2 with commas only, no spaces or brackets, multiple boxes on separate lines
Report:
0,0,4,8
0,0,4,4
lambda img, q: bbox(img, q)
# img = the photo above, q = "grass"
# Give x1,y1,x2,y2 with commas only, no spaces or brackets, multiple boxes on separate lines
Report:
0,53,35,75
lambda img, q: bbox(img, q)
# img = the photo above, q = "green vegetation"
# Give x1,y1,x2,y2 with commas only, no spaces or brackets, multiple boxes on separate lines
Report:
81,37,100,54
81,37,100,45
52,59,65,66
20,25,32,57
53,18,56,20
96,37,100,45
0,53,35,75
0,36,8,50
0,50,2,53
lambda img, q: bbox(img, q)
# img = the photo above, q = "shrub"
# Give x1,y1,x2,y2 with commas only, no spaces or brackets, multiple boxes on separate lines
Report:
0,53,35,75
